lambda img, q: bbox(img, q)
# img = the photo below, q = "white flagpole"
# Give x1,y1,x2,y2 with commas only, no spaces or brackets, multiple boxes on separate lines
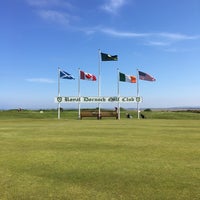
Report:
137,68,140,119
98,49,101,119
117,68,120,119
78,68,81,119
58,67,61,119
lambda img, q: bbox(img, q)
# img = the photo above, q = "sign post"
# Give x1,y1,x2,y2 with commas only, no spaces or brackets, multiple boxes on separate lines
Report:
55,96,143,119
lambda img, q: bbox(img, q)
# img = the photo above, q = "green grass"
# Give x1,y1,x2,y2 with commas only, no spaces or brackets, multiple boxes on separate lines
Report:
0,111,200,199
1,109,200,120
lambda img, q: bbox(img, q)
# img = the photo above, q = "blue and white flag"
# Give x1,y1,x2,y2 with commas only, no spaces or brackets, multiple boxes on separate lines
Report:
60,70,75,80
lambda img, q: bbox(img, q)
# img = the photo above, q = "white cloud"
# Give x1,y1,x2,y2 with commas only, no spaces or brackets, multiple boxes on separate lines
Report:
164,47,195,53
101,28,150,37
26,0,72,8
102,0,127,14
26,78,55,83
27,0,54,7
145,41,170,46
100,28,200,41
37,10,70,25
97,28,200,46
158,32,200,40
26,0,75,26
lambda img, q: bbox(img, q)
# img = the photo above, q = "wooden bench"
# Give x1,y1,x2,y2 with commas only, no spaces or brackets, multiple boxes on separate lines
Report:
99,111,118,119
80,111,99,119
80,111,118,119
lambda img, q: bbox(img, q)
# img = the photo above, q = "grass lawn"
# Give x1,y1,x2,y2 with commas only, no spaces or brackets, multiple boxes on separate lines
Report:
0,115,200,199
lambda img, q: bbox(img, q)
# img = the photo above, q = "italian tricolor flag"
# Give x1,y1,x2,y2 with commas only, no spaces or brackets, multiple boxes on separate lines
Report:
119,72,136,83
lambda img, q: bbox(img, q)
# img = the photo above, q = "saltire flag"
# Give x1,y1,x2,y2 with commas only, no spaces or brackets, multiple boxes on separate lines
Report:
119,72,136,83
80,70,97,81
101,52,118,61
138,71,156,81
60,70,75,80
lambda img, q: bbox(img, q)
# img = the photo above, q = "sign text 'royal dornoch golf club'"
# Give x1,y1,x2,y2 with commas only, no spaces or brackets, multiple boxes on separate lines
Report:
55,96,142,103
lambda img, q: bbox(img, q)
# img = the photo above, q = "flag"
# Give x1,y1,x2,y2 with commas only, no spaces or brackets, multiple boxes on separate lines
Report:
138,71,156,81
80,70,97,81
119,72,136,83
101,52,118,61
60,70,75,80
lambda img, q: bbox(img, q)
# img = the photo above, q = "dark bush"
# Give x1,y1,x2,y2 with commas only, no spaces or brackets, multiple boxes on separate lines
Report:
144,108,152,112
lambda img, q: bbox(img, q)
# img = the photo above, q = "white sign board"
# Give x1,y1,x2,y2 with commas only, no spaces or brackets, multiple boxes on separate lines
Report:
55,96,142,103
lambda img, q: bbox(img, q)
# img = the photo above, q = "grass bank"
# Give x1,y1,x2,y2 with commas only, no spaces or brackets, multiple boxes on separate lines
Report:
0,118,199,199
0,109,200,120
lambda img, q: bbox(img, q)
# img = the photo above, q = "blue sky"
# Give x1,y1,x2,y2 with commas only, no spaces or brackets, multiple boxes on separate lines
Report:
1,0,200,109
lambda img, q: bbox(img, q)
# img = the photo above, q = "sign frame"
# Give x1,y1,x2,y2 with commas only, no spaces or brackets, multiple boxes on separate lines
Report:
55,96,142,103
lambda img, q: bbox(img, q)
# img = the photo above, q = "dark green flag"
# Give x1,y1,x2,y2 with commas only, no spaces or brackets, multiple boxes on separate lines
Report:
101,52,118,61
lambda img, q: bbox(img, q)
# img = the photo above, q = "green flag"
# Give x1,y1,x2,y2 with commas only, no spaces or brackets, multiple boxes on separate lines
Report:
101,52,118,61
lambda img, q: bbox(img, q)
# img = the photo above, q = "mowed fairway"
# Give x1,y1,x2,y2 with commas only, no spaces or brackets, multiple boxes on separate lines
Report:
0,118,199,200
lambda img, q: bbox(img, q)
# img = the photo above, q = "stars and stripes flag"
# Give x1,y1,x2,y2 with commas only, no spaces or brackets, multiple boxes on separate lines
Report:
138,71,156,81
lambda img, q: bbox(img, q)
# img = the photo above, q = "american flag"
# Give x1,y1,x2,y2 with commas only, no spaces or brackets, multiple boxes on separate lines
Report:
139,71,156,81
